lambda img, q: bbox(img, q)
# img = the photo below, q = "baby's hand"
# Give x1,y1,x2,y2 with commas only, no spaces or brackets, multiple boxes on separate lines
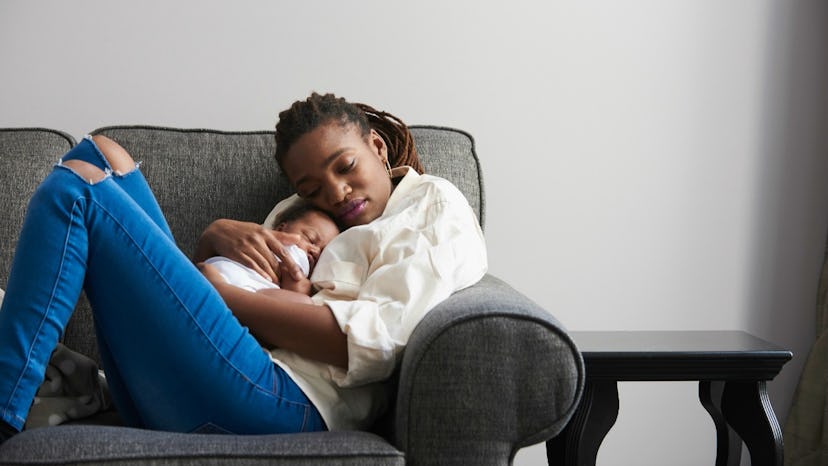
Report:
278,262,313,295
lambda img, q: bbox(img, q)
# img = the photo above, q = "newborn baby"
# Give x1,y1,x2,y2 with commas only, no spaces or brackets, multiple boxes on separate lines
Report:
204,205,339,294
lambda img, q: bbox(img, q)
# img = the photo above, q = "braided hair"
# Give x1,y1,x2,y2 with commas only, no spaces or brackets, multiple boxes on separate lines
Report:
275,92,424,174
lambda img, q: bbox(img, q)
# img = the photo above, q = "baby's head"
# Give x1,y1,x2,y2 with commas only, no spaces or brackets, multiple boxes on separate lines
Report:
274,203,340,273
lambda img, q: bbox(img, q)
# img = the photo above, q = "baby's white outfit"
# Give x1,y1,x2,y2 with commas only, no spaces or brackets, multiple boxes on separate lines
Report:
204,245,310,292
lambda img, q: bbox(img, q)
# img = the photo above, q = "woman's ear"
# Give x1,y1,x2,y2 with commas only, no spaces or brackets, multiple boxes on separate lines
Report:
369,129,387,160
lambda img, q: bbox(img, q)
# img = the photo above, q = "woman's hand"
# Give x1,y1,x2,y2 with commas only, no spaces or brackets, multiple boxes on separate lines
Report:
195,219,318,283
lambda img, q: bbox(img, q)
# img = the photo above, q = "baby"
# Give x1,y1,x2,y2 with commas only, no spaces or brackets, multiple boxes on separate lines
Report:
204,203,339,295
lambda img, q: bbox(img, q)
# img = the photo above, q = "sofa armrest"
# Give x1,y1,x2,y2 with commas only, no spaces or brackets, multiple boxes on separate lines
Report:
394,274,584,465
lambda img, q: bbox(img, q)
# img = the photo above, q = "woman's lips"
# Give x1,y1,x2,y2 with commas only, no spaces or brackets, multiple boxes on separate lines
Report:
338,199,367,223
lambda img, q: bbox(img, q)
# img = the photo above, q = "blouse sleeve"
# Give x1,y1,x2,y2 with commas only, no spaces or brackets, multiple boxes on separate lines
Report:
311,183,488,387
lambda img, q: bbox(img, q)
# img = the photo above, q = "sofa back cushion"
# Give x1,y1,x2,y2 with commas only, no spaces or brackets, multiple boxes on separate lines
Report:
54,125,482,362
0,128,75,290
91,126,485,257
91,127,287,259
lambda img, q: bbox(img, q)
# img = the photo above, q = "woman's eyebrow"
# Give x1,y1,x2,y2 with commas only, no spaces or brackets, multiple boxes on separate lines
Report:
322,149,349,167
294,148,352,186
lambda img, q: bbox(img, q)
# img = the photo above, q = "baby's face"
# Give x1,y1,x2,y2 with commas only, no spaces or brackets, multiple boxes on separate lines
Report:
279,210,340,269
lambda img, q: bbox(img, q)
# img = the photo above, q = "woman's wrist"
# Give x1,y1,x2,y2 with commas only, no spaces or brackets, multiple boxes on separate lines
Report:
194,218,233,262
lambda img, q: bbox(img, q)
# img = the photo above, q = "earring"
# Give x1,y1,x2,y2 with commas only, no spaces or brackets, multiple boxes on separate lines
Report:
384,158,393,177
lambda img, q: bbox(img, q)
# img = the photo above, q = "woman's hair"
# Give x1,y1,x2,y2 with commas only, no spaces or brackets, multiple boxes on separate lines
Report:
275,92,424,174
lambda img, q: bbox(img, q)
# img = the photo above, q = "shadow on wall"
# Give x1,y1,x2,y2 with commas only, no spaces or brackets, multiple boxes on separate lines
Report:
744,0,828,423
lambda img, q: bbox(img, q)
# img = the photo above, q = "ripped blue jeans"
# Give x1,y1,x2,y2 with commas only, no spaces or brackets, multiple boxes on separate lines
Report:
0,137,325,434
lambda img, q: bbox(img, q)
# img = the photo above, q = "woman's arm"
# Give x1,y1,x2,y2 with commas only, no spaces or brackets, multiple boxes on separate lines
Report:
198,262,347,368
195,218,315,283
219,282,348,368
256,287,313,304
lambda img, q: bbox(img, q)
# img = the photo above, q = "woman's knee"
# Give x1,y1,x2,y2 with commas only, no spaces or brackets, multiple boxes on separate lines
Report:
61,159,108,184
91,135,136,174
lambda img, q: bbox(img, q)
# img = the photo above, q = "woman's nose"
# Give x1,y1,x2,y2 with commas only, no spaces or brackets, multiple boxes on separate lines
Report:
326,181,351,205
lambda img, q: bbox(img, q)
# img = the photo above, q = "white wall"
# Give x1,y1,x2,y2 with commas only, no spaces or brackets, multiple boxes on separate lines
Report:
2,1,827,464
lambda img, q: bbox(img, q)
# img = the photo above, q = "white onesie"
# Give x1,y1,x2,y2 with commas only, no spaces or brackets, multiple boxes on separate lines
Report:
204,244,310,292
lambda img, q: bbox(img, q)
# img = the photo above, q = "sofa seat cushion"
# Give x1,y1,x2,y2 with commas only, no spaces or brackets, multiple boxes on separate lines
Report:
0,426,404,465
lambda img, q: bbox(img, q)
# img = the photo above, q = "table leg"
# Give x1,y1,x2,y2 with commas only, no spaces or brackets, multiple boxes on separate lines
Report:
720,381,784,466
546,381,619,466
699,381,742,466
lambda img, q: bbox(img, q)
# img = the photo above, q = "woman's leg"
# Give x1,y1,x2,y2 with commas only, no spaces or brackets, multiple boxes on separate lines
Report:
62,135,173,240
0,143,324,434
59,136,173,428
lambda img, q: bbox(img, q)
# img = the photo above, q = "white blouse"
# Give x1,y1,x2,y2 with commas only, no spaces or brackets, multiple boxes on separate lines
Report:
263,167,488,430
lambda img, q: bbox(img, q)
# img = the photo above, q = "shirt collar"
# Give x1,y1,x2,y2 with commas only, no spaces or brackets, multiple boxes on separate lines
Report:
385,166,419,211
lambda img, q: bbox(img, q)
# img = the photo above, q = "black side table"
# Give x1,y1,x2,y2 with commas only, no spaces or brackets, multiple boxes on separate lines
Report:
546,331,792,466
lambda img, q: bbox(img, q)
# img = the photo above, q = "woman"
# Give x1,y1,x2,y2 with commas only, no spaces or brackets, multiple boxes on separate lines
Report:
0,93,487,441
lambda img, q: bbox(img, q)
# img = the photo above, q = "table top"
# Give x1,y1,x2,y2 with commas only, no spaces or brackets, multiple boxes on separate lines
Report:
568,330,793,381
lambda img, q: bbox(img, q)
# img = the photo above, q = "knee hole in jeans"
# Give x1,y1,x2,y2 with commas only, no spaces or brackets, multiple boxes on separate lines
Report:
60,159,108,184
90,135,137,175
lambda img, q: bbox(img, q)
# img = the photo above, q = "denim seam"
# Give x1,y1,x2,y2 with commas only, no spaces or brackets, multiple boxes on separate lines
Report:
3,198,85,428
300,405,310,431
271,368,314,413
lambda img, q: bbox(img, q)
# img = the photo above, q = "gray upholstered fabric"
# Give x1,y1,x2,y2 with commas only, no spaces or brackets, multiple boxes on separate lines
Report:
0,128,75,287
89,127,287,258
396,274,584,465
409,126,485,229
0,130,102,394
0,426,404,465
0,126,583,465
91,125,483,257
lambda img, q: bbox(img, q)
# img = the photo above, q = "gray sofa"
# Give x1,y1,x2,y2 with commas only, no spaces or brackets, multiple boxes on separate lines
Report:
0,126,584,465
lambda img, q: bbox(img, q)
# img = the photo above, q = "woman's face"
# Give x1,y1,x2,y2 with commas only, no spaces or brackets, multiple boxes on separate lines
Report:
281,122,392,228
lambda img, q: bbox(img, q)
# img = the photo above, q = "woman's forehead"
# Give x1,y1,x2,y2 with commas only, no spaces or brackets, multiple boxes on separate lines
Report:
292,123,362,156
283,124,365,176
